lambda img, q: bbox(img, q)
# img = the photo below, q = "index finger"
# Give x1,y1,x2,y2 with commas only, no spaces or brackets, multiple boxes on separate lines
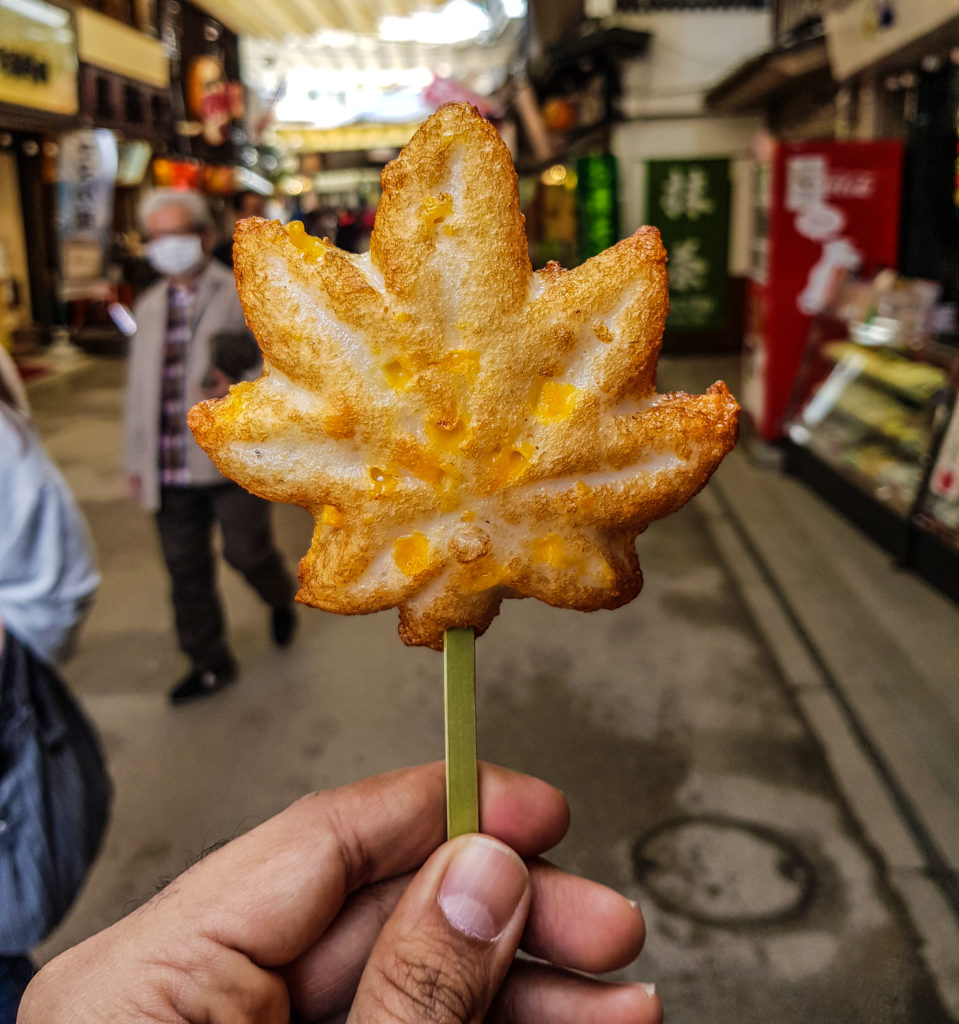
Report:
158,762,569,967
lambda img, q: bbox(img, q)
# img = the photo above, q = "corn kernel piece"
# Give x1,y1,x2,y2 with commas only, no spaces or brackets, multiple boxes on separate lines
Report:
532,533,567,568
436,475,463,514
421,192,453,225
530,380,578,423
321,504,345,528
444,349,479,378
394,532,430,577
507,443,534,480
460,554,502,592
440,129,469,151
285,220,307,245
368,466,399,498
398,449,445,489
492,442,535,489
427,415,470,452
573,480,595,516
383,357,413,391
284,221,325,262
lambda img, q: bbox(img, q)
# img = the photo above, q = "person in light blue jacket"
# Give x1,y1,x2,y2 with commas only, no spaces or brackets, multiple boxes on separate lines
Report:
0,348,103,1024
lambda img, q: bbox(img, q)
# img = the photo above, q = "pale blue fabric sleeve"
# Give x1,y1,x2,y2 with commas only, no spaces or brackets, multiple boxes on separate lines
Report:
0,406,100,666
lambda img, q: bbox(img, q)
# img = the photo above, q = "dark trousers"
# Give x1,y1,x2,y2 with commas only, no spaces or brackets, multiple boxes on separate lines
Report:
155,483,295,672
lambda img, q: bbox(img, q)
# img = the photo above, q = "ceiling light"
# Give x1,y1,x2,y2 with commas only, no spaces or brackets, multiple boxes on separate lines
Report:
379,0,491,45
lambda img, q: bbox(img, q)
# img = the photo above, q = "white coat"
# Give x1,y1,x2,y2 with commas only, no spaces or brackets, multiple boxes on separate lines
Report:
123,259,248,512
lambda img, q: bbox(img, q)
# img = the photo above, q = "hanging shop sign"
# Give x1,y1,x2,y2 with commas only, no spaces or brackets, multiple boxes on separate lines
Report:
74,7,168,89
576,153,620,265
646,157,730,333
182,55,243,147
56,128,118,300
0,0,78,116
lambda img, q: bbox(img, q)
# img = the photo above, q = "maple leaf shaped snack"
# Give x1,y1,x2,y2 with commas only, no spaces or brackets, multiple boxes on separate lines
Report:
189,103,739,651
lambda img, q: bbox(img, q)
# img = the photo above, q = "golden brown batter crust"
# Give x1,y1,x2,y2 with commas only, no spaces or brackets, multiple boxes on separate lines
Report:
189,103,740,649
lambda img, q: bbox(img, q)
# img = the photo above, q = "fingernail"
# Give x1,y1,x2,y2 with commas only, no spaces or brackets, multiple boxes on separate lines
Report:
439,836,528,941
640,983,657,998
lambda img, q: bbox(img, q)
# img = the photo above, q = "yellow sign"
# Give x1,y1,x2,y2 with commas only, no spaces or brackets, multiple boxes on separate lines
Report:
0,0,78,115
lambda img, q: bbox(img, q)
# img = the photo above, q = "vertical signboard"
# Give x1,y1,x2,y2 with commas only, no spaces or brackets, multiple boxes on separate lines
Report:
57,129,118,300
646,157,730,332
576,153,620,264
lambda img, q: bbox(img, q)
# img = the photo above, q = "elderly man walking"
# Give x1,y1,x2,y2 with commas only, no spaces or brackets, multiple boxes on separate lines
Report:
125,189,296,705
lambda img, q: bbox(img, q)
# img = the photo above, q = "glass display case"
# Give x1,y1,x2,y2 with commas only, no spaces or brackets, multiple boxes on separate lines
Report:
911,396,959,600
784,271,959,598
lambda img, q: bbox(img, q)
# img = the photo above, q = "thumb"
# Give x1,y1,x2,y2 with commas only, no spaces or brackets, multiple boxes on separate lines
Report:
347,834,530,1024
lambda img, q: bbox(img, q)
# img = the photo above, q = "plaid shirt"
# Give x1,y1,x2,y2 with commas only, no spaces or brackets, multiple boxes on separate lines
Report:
158,282,199,486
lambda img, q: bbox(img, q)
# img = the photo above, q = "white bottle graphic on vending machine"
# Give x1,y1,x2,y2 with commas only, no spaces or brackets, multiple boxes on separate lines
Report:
795,203,862,316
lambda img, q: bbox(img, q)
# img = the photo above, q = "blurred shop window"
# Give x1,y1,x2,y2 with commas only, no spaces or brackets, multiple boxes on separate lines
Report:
123,84,143,124
94,76,113,121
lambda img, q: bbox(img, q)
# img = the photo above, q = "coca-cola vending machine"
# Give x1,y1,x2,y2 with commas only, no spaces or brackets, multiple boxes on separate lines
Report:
742,138,903,441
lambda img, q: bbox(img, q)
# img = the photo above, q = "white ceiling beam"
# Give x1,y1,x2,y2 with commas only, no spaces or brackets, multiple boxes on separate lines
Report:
192,0,297,39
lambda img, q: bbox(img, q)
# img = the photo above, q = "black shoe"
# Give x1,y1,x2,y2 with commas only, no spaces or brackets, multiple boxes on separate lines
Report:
169,663,237,706
271,606,297,647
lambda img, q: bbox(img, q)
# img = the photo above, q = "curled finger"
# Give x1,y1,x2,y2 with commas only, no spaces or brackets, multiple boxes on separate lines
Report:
490,960,663,1024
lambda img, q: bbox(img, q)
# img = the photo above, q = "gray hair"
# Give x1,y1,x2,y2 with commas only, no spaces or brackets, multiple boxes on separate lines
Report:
138,189,214,232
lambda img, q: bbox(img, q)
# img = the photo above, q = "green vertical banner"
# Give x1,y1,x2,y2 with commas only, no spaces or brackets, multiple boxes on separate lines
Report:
646,158,730,332
577,153,620,264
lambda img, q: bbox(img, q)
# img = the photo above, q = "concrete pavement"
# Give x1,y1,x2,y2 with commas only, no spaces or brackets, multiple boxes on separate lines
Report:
25,354,957,1022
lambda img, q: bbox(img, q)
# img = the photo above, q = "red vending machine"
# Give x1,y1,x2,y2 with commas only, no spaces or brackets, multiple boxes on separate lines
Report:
742,138,904,441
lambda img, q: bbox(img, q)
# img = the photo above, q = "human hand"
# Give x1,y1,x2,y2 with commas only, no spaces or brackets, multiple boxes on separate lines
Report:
18,762,662,1024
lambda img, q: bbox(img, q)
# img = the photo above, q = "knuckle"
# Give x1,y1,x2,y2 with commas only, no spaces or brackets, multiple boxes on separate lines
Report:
367,939,487,1024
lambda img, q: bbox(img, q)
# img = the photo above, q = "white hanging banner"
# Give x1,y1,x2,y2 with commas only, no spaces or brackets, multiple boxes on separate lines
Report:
57,128,118,300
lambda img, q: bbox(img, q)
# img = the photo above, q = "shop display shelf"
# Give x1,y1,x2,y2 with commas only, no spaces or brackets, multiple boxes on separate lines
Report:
783,439,912,561
785,279,959,600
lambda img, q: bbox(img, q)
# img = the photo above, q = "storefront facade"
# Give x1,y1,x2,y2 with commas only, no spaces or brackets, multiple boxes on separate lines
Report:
0,0,79,353
707,0,959,600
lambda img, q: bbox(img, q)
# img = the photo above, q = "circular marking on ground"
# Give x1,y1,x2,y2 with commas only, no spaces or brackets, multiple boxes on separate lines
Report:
631,814,815,927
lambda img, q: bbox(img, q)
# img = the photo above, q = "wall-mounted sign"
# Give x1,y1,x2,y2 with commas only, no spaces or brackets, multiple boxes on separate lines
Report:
183,55,243,147
0,0,78,115
646,157,730,333
576,153,620,265
57,128,118,300
74,6,168,90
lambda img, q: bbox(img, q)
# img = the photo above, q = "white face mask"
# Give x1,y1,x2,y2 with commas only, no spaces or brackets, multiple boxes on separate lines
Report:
146,234,204,277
